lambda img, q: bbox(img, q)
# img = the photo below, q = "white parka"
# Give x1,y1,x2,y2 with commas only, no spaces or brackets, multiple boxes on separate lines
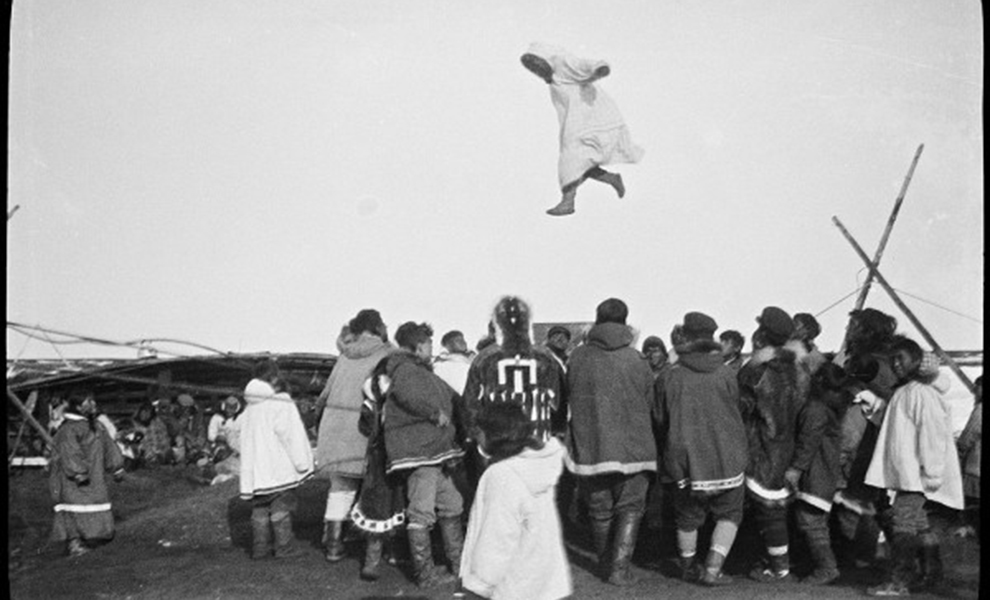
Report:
460,437,572,600
239,379,314,499
865,377,964,509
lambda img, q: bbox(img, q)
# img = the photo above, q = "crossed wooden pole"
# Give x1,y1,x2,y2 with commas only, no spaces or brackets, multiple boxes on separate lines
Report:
833,143,975,395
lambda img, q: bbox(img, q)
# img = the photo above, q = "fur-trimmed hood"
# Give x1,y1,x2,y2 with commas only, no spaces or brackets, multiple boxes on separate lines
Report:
673,339,724,373
747,339,808,370
337,328,393,361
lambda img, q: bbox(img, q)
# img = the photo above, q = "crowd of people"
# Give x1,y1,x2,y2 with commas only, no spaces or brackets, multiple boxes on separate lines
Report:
46,297,982,600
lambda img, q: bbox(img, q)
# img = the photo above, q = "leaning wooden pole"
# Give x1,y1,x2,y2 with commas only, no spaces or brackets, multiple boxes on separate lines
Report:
833,216,975,394
852,143,924,311
7,387,54,448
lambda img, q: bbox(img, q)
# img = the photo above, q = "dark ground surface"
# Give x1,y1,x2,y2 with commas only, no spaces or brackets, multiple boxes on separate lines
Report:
8,466,981,599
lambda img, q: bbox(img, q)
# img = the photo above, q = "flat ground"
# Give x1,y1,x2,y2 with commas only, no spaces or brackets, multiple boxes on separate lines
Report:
8,466,981,600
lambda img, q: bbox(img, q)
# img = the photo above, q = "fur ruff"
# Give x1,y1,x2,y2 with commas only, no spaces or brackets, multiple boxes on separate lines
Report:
674,338,722,355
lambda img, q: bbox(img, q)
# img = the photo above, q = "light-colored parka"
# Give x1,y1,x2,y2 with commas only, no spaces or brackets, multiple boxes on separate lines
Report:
460,437,573,600
315,329,395,477
865,376,964,509
239,379,314,500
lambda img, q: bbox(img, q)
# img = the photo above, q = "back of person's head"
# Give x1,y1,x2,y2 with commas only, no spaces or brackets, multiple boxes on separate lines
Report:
441,330,466,352
793,313,821,342
349,309,387,341
681,312,718,342
756,306,794,347
595,298,628,325
494,296,532,353
253,359,281,383
847,308,897,355
719,330,745,351
477,402,544,463
395,321,434,352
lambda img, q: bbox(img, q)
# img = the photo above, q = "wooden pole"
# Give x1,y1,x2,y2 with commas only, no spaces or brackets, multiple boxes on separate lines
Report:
833,216,975,394
7,387,54,448
852,143,924,311
837,145,924,359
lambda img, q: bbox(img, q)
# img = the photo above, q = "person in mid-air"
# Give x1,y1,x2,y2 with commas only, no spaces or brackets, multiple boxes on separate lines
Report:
521,43,644,217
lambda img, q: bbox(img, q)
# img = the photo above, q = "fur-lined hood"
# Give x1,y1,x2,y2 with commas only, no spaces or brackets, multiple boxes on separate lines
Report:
673,339,724,374
336,328,392,361
747,339,808,370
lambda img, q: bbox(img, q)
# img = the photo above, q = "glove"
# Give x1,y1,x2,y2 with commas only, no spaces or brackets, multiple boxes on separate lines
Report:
74,474,91,486
436,411,451,428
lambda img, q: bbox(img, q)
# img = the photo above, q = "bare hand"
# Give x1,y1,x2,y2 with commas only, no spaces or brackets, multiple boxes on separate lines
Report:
436,411,451,428
784,468,801,490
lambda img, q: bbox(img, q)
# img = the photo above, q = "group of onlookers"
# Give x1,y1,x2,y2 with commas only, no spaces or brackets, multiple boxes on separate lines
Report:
45,297,981,600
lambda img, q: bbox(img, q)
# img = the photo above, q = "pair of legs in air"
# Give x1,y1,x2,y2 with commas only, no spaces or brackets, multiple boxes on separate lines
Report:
547,166,625,216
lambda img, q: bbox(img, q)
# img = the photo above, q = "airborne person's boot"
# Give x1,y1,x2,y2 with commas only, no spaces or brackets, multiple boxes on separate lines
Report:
546,189,577,216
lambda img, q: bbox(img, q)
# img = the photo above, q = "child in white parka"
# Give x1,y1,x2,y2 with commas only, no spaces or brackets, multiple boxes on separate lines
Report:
459,402,572,600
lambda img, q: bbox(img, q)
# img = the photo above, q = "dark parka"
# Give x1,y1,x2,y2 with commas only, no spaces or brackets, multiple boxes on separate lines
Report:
564,322,657,476
656,339,748,492
383,351,465,473
791,385,847,511
738,344,807,500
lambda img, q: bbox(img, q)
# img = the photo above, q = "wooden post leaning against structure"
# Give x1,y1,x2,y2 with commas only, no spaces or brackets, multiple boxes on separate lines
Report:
7,387,54,449
852,143,924,311
838,144,925,354
832,216,975,394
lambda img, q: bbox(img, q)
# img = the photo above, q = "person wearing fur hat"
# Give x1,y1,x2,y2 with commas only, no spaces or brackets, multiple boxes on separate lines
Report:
785,362,850,585
738,306,807,583
49,392,125,557
864,336,963,597
315,309,397,563
656,312,748,586
564,298,657,586
641,335,670,382
381,322,466,588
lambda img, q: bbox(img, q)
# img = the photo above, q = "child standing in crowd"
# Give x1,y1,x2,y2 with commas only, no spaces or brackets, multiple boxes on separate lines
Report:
864,336,964,596
786,362,849,585
50,392,125,557
459,402,572,600
239,360,314,559
656,312,748,586
383,322,466,588
955,374,982,539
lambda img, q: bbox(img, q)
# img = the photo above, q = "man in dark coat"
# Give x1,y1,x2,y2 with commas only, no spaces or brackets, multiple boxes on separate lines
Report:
738,306,807,583
656,312,748,586
565,298,657,586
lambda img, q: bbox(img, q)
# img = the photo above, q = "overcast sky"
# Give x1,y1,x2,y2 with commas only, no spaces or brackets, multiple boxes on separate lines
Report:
6,0,983,364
